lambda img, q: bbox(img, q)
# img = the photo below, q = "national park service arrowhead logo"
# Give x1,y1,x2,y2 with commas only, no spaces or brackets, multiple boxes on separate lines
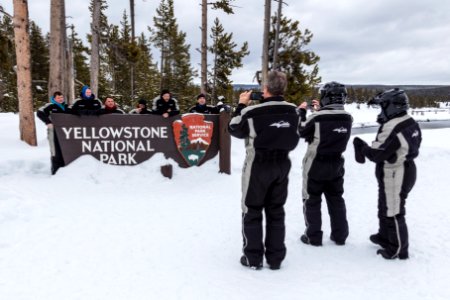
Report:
173,113,214,166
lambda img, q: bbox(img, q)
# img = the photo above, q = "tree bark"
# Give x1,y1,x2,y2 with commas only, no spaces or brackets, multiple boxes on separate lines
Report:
90,0,101,96
201,0,207,94
13,0,37,146
48,0,65,96
272,0,283,70
262,0,271,86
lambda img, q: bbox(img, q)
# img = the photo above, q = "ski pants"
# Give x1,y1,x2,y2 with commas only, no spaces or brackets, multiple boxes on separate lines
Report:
48,127,65,175
302,155,349,244
241,151,291,267
376,160,416,257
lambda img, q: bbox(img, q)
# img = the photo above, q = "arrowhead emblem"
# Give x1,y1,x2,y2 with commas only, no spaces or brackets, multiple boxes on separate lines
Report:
173,113,214,166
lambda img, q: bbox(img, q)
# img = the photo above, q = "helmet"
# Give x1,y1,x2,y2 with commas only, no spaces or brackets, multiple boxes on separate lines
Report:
319,81,347,106
369,88,409,123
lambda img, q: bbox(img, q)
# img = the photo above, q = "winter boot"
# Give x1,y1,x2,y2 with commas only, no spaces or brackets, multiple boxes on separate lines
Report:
377,249,409,260
240,256,262,270
300,234,322,246
369,233,389,249
330,234,345,246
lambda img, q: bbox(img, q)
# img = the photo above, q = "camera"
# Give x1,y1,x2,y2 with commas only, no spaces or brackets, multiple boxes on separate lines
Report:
250,91,263,101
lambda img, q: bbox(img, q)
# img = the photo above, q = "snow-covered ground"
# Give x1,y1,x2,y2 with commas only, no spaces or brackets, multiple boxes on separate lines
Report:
1,104,450,300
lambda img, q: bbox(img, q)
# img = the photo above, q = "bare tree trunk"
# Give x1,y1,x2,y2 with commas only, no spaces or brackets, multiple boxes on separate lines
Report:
61,0,68,98
262,0,271,86
67,26,75,104
201,0,207,94
90,0,101,96
130,0,135,100
48,0,65,96
272,0,283,70
13,0,37,146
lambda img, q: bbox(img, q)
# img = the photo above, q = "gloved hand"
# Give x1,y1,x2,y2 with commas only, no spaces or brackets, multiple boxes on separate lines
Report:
353,137,368,164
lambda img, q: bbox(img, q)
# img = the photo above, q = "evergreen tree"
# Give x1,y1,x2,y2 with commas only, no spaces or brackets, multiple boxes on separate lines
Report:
30,21,49,108
151,0,195,108
71,28,90,88
269,16,321,104
208,17,249,103
0,15,17,112
134,33,160,103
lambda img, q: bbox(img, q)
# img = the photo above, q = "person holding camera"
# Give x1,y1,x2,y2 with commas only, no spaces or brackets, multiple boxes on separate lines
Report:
229,71,300,270
298,81,353,247
353,88,421,260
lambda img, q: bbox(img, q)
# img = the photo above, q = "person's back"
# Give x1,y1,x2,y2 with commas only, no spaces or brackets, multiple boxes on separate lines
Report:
298,81,352,247
229,71,300,271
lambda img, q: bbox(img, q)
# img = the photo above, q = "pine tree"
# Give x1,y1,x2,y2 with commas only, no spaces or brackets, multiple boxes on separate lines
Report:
208,17,249,103
151,0,195,107
71,28,90,88
134,33,160,103
0,15,17,112
268,15,321,104
29,21,49,108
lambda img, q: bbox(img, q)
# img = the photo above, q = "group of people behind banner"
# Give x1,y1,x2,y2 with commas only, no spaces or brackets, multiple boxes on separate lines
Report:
37,86,230,174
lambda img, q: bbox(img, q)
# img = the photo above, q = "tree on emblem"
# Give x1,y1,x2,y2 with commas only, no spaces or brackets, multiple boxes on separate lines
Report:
179,124,190,150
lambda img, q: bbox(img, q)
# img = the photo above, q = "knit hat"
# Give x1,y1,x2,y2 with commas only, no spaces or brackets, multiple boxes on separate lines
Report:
160,89,171,97
197,93,206,100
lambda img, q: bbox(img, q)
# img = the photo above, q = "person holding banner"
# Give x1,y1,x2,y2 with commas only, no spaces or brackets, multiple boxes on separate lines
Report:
188,94,215,114
71,86,102,115
152,89,180,118
37,91,71,175
129,99,153,115
100,97,125,114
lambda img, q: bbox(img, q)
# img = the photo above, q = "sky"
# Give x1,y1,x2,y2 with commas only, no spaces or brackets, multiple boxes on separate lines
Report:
2,0,450,85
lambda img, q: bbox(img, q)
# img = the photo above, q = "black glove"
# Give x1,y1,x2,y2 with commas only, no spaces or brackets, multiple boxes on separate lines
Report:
353,137,368,164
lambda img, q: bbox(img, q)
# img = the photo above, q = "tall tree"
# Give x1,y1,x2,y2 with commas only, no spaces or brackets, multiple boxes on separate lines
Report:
48,0,66,97
13,0,37,146
30,21,49,108
151,0,195,101
0,15,17,112
261,0,271,86
90,0,101,95
200,0,235,94
208,17,249,102
268,15,321,103
134,33,160,101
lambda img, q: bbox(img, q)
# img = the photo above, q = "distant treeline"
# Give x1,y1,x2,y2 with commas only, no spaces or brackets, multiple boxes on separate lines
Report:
345,85,450,108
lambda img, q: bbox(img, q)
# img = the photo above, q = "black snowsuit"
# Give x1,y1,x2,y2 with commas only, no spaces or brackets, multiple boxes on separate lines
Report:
356,113,421,258
37,102,71,174
229,96,300,267
299,104,353,245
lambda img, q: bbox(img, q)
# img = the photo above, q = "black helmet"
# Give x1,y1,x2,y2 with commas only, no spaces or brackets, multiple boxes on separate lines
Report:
319,81,347,106
369,88,409,123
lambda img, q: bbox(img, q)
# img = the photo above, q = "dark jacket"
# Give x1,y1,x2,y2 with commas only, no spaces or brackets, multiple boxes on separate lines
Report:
152,96,180,116
299,104,353,158
129,107,153,114
37,101,71,124
229,96,300,152
99,106,126,114
360,113,421,166
71,88,102,115
189,104,216,114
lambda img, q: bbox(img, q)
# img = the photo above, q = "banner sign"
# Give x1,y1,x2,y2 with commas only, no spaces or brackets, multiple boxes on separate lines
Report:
51,113,225,168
